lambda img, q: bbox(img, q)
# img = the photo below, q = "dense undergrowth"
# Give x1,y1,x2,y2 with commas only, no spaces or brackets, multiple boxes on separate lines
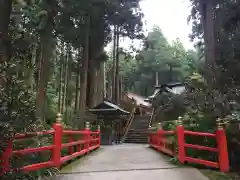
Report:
0,60,91,180
151,73,240,175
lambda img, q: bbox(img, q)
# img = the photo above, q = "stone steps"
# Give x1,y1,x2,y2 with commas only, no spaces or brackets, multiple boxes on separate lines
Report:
124,137,148,144
123,115,150,144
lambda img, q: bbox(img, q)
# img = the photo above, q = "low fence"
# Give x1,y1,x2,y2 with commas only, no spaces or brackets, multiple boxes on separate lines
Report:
148,117,229,172
0,113,100,176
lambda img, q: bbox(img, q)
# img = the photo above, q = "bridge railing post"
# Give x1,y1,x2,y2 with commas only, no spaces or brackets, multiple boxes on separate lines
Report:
52,113,63,168
0,140,12,176
176,116,185,164
84,122,90,154
216,119,229,172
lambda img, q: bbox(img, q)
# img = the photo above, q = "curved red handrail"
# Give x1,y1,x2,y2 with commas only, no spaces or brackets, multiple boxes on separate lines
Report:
15,130,54,139
148,120,229,172
184,130,216,137
0,124,101,176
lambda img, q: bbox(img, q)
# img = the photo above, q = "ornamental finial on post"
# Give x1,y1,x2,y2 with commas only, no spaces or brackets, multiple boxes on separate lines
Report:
216,118,223,129
177,116,183,126
56,113,62,123
85,121,90,130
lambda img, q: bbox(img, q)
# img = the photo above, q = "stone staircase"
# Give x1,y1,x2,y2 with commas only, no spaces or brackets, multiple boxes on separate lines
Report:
124,115,150,144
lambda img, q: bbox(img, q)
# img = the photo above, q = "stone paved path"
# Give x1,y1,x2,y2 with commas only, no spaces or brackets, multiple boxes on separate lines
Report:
55,144,209,180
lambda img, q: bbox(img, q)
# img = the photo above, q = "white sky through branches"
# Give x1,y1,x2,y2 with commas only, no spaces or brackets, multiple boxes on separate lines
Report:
106,0,194,52
140,0,193,49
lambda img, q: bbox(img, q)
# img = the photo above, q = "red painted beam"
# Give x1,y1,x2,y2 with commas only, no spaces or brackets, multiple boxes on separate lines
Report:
161,138,174,145
63,130,86,135
184,156,219,168
162,130,175,135
1,121,101,176
22,161,54,172
62,140,86,148
61,149,88,163
89,145,99,151
90,132,100,135
15,130,54,140
184,131,216,137
91,138,100,142
184,143,218,152
12,145,55,155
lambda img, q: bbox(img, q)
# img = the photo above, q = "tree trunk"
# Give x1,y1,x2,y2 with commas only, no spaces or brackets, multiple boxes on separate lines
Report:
112,25,117,102
74,70,80,111
36,0,56,120
62,46,69,114
74,49,81,112
0,0,12,92
107,85,112,100
29,43,37,90
119,76,123,101
201,1,217,86
95,62,105,104
169,65,172,82
100,62,105,100
36,16,55,120
65,48,71,119
114,26,120,104
103,62,106,98
79,16,90,114
60,45,65,113
0,0,12,63
58,59,63,113
87,60,97,108
95,67,100,104
86,29,105,107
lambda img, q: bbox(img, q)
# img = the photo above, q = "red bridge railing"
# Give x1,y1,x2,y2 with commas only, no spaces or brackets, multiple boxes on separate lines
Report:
0,113,100,176
148,117,229,172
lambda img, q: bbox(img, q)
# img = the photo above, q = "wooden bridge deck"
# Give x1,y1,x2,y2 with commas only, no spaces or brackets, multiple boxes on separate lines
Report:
55,144,209,180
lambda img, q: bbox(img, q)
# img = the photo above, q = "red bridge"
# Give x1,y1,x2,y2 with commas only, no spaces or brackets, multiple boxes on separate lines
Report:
0,113,229,180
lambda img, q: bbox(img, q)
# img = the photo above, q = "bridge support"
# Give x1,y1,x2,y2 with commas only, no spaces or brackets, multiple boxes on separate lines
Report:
216,119,229,172
0,113,101,175
53,113,63,168
176,117,185,164
149,116,230,172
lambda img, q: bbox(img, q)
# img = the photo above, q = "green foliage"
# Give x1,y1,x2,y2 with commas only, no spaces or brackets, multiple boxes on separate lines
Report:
189,0,240,89
45,84,58,126
1,0,145,179
0,57,47,179
153,92,186,122
112,25,199,96
150,72,232,165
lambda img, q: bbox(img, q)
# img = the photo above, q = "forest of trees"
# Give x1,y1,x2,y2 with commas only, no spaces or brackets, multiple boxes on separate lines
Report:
0,0,144,179
105,26,199,96
1,0,240,179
